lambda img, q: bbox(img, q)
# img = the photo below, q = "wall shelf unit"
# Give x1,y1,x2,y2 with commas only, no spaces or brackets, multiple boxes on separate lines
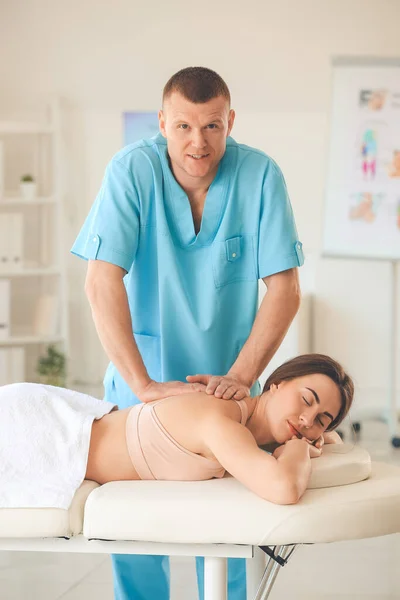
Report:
0,267,61,278
1,196,56,206
0,335,64,347
0,99,68,385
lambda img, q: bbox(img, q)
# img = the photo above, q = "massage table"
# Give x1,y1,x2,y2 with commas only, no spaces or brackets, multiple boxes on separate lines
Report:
0,444,399,600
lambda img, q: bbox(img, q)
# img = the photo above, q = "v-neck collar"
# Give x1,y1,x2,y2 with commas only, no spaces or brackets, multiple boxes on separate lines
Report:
157,136,231,249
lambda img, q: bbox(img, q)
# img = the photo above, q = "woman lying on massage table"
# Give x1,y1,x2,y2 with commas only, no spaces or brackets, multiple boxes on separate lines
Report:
0,353,353,509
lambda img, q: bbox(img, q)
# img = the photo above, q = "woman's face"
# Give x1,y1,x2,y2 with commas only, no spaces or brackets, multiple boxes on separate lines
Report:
265,374,342,445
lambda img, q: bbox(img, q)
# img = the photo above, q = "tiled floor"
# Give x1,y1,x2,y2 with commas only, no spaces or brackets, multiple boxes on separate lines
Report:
0,420,399,599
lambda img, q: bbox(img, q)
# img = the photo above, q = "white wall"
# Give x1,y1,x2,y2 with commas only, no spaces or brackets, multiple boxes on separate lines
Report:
1,0,399,411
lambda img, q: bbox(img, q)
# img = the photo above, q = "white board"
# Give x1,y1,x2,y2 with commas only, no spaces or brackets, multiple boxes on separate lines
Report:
323,57,400,260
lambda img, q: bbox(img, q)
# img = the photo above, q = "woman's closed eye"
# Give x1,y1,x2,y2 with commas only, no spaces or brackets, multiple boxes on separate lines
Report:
302,395,325,427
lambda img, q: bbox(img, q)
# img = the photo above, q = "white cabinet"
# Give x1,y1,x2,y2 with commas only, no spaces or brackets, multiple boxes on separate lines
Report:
0,99,68,383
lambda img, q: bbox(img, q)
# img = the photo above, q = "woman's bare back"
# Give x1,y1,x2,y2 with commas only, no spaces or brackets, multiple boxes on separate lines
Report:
153,392,244,458
86,392,247,484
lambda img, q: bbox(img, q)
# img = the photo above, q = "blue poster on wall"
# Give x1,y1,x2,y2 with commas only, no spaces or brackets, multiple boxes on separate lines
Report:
123,112,159,146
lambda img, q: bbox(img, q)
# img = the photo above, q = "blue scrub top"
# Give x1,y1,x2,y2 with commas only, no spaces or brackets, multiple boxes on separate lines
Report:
71,134,304,408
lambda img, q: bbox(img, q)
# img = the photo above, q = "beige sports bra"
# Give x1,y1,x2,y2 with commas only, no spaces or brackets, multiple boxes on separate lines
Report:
125,398,249,481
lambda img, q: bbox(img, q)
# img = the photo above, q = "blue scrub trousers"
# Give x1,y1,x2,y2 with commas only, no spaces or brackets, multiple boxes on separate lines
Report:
111,554,246,599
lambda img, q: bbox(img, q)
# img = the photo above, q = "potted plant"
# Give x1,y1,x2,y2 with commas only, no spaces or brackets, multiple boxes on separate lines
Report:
36,345,66,387
20,174,37,200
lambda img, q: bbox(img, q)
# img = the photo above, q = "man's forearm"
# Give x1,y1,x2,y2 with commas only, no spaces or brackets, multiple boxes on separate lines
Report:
86,277,151,396
228,271,301,388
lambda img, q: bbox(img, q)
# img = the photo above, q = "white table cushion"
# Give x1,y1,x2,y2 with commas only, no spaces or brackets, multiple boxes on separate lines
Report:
308,443,371,488
0,444,382,543
0,480,98,538
83,461,400,546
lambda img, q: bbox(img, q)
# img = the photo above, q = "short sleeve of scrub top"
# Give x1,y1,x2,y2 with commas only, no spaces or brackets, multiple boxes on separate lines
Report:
258,159,304,279
71,158,140,273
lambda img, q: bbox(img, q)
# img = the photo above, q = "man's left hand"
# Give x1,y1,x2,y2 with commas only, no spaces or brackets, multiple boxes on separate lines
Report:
186,374,250,400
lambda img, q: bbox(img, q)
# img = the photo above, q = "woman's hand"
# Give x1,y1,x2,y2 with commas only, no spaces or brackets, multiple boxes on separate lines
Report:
137,380,206,403
272,444,286,459
185,374,250,400
306,440,322,458
295,436,322,458
273,436,322,460
323,430,344,445
310,430,343,451
313,434,325,451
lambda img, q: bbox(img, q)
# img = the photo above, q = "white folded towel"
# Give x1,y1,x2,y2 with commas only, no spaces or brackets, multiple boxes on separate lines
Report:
0,383,116,509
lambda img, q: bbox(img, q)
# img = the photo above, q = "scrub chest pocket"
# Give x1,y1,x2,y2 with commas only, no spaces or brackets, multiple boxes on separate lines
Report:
212,235,257,288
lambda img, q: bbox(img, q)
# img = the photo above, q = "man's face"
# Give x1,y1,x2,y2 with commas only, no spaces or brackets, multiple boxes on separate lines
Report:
159,92,235,184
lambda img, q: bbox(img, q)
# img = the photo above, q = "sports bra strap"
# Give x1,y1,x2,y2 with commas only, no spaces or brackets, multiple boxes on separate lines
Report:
235,399,249,425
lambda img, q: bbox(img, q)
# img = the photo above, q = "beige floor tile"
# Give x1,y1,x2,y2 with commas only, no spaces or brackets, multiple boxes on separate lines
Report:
0,551,104,583
170,556,198,600
271,595,396,600
81,557,112,584
57,582,114,600
271,536,399,597
0,579,73,600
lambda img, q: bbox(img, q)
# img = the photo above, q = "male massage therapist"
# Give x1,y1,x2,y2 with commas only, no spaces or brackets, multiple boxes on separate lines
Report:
71,66,304,600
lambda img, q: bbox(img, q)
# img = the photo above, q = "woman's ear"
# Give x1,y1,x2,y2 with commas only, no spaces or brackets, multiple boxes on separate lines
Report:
270,381,284,393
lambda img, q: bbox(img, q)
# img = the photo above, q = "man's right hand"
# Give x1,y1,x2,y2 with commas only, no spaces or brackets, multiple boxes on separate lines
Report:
137,380,207,403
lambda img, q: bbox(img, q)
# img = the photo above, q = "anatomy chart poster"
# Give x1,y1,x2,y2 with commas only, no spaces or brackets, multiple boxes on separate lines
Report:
323,60,400,259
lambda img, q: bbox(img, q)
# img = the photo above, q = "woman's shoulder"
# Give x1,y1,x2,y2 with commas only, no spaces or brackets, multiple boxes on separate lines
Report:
189,393,247,424
157,392,244,422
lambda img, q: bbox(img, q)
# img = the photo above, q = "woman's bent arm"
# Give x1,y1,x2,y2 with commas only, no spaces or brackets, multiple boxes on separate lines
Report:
202,415,311,504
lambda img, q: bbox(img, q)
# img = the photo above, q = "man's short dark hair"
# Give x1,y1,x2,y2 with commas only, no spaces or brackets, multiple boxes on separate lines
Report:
163,67,231,105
